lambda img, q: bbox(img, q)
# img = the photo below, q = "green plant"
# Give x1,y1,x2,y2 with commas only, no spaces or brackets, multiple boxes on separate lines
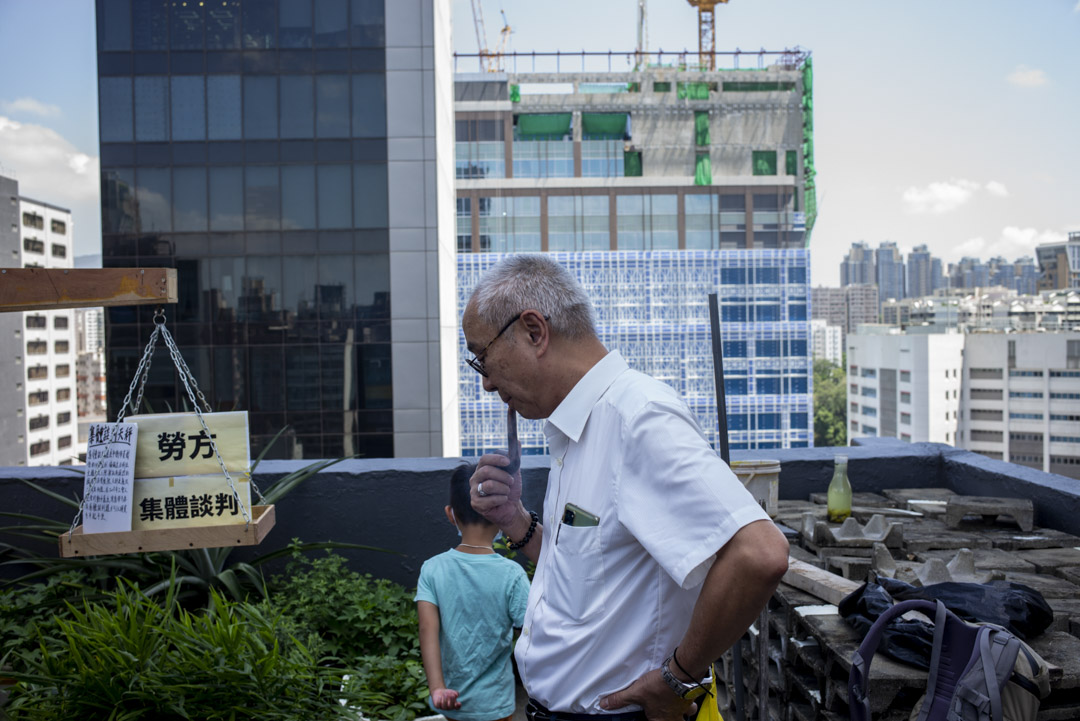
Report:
3,578,370,720
351,655,430,721
270,549,420,660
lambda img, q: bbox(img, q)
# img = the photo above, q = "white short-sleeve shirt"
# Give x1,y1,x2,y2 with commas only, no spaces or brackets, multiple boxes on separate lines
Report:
514,351,770,713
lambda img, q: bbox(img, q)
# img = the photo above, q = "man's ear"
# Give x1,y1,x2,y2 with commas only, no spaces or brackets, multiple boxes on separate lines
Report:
520,309,549,349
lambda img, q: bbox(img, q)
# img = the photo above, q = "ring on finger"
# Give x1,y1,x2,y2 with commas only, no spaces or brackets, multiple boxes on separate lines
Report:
478,481,487,497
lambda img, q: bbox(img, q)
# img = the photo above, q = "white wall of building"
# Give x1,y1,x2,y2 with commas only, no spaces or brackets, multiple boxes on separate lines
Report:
18,197,78,466
811,318,843,366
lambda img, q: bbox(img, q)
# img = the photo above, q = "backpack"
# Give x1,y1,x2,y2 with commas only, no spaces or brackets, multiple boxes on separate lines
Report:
848,598,1050,721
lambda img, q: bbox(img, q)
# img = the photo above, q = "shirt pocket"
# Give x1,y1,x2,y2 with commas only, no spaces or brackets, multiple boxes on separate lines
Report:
548,524,605,624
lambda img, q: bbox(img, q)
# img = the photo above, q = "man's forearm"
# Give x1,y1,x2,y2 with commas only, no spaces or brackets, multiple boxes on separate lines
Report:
671,520,789,678
503,504,544,563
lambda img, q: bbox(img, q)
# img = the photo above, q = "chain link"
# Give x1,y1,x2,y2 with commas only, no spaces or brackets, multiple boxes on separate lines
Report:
69,309,255,539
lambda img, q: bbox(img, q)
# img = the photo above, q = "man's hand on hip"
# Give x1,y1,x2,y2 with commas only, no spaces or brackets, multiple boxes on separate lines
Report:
599,669,697,721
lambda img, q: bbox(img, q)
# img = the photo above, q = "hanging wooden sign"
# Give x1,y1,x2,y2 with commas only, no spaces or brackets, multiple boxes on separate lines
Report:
127,411,250,479
132,473,253,531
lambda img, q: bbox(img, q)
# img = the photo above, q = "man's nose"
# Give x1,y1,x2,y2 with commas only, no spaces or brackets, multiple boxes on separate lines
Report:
482,375,497,393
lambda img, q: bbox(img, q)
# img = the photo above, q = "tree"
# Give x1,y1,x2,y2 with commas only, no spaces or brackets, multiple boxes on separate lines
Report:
814,358,847,447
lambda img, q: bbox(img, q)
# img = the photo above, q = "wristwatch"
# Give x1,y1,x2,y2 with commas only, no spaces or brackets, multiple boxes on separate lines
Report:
660,654,712,701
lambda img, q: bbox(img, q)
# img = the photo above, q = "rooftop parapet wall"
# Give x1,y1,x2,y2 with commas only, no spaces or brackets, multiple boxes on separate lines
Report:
3,441,1075,588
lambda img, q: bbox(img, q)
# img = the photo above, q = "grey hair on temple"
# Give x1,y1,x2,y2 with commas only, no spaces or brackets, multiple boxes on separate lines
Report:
469,255,597,339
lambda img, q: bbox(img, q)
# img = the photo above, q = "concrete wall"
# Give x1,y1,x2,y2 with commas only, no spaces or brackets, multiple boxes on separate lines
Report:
4,440,1079,588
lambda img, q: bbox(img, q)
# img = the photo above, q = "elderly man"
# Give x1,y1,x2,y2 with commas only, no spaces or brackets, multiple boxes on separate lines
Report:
464,255,789,721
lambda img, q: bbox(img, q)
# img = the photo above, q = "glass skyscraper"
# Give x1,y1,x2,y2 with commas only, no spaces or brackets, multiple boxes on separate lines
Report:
96,0,456,459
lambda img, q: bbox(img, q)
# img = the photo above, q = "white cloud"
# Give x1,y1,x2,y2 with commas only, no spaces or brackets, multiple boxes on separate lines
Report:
0,116,100,255
1006,65,1049,87
902,179,980,214
985,181,1009,197
1075,1,1080,12
0,97,61,118
950,227,1066,264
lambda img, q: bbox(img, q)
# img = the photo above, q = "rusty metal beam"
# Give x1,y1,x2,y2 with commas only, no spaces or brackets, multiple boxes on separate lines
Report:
0,268,177,312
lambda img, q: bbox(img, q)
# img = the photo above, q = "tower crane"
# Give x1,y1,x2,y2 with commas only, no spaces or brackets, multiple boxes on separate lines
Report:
686,0,730,71
469,0,512,72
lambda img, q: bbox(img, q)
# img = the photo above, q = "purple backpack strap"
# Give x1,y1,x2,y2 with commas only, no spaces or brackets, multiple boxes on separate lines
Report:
849,599,940,721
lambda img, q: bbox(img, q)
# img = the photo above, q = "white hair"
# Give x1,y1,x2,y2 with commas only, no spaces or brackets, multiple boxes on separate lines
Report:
469,255,597,339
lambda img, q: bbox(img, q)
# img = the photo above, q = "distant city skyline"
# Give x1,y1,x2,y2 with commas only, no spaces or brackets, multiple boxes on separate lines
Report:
0,0,1077,285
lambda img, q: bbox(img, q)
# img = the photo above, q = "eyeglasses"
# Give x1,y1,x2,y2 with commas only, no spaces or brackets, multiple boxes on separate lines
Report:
466,312,549,377
466,313,523,377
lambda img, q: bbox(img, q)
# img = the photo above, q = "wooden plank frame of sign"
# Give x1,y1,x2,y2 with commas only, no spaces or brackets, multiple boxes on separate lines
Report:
0,268,177,312
58,505,276,558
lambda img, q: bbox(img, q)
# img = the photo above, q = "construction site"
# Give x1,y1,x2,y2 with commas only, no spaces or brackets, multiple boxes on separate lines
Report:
455,1,817,457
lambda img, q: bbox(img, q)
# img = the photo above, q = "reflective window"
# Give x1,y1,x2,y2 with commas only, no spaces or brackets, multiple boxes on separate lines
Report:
99,0,132,50
512,140,573,178
282,165,317,230
101,168,136,233
208,257,244,318
206,0,241,49
318,255,354,315
685,193,718,249
548,195,608,251
245,166,281,230
282,254,317,312
280,75,314,138
243,0,276,49
133,0,168,50
209,167,243,230
478,196,540,253
207,76,241,139
173,167,208,232
287,347,321,409
351,74,386,137
316,75,349,137
170,0,204,49
350,0,385,46
136,168,171,232
244,256,283,319
134,76,169,141
279,0,313,48
581,140,623,177
243,76,278,139
317,165,351,229
353,164,387,228
616,194,676,250
457,197,471,252
315,0,348,47
455,141,504,179
356,254,389,308
170,76,205,140
99,78,133,142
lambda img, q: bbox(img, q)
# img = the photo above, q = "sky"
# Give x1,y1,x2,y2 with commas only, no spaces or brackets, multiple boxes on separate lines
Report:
0,0,1076,285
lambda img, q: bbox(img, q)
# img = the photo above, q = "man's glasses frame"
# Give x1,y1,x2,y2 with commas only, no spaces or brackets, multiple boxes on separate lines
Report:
466,312,548,377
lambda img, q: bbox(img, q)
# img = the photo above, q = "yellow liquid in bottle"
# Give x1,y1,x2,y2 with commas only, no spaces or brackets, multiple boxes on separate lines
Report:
827,456,852,523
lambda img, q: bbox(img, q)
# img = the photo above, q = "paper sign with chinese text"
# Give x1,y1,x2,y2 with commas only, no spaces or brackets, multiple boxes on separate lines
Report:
132,473,253,531
127,412,250,479
83,422,139,534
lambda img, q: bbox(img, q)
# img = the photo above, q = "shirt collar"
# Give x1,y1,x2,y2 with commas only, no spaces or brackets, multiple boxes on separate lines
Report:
545,350,628,444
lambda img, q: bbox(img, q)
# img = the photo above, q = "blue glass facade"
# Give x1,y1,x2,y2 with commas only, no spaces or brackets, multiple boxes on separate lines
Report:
458,250,813,456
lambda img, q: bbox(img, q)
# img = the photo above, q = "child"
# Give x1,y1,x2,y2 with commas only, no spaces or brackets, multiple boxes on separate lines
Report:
415,464,530,721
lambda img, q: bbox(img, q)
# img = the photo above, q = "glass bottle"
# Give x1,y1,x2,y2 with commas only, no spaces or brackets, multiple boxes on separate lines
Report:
827,454,852,523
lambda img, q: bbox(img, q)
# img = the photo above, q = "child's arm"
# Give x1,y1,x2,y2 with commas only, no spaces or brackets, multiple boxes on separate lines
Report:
417,601,461,711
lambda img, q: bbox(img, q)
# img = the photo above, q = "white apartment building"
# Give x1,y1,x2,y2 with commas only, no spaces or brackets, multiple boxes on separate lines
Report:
846,328,965,445
75,307,106,419
811,318,843,366
960,332,1080,478
18,196,78,466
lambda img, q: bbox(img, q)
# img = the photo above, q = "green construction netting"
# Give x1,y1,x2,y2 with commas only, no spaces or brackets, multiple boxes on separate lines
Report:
752,150,777,176
653,81,672,92
722,81,796,92
582,113,628,139
624,150,642,177
786,150,797,176
694,112,710,146
516,113,571,139
801,57,816,241
694,153,712,186
677,82,711,100
510,84,520,103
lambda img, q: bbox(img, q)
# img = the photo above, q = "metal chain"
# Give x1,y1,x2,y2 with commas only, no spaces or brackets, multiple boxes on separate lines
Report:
69,309,255,538
158,324,252,525
69,320,164,538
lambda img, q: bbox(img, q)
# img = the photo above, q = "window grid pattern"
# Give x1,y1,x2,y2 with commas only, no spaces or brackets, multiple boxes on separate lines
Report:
456,141,505,180
580,140,623,178
458,249,813,455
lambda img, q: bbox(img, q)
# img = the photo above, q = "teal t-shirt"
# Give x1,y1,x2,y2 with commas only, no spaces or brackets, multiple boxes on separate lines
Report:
415,550,530,721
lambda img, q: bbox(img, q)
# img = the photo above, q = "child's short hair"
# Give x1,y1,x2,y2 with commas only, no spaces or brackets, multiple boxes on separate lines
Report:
450,463,493,528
